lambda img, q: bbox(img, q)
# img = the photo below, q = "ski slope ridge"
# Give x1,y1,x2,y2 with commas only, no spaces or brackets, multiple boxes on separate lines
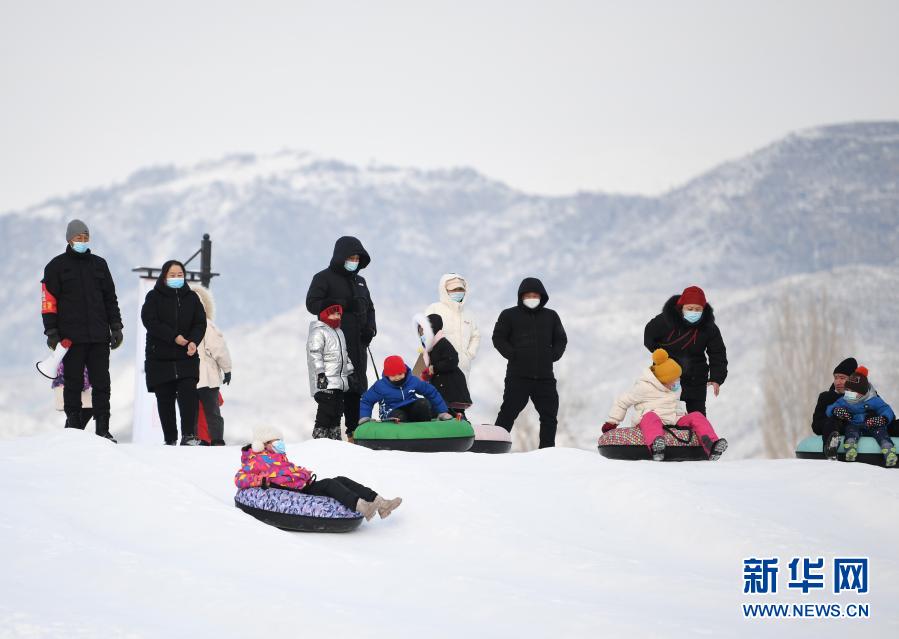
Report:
1,431,897,638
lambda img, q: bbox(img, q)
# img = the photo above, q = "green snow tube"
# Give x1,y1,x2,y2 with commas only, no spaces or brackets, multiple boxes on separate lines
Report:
354,419,475,452
795,435,898,467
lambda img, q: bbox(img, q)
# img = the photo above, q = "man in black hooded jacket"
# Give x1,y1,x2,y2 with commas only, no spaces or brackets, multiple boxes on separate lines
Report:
306,237,377,439
492,277,567,448
41,219,123,441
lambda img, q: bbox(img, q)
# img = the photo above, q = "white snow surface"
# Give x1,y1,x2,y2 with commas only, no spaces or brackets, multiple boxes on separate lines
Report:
2,431,897,638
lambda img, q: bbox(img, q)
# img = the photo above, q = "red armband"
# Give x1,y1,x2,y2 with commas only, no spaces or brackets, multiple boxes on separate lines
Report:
41,283,57,314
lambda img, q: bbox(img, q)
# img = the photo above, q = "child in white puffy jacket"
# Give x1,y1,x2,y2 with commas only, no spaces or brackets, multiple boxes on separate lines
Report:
602,349,727,461
193,286,233,446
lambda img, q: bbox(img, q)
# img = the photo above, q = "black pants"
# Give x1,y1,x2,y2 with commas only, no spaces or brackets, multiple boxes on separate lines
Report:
820,416,845,438
198,387,225,442
343,391,361,436
314,390,344,432
302,476,377,511
681,383,708,415
495,377,559,448
388,398,432,422
154,377,199,443
63,343,111,419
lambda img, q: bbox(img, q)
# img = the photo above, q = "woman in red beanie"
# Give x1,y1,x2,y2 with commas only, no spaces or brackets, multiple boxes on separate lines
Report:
643,286,727,415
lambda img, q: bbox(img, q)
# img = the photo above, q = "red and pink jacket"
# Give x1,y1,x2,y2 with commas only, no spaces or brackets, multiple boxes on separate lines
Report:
234,446,314,490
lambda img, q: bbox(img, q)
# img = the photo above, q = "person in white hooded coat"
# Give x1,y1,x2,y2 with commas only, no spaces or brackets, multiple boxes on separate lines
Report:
193,285,233,445
425,273,480,379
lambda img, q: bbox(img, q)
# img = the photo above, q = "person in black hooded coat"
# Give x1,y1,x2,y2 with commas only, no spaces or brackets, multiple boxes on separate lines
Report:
416,313,472,411
305,237,377,439
492,277,567,448
141,260,207,445
644,286,727,415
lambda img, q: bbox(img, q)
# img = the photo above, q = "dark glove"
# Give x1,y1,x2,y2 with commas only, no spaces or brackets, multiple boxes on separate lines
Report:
109,327,124,350
832,406,852,421
45,329,60,351
602,422,618,433
865,415,888,429
316,373,328,390
222,372,231,386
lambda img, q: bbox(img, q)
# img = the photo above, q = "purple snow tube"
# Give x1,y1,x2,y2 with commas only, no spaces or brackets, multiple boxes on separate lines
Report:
234,486,363,532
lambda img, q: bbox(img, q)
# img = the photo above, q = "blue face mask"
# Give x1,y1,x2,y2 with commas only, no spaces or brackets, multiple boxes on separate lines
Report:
420,335,428,347
72,242,89,254
683,310,702,324
843,391,859,402
449,292,465,303
166,277,185,289
272,440,286,454
344,260,359,272
670,381,681,392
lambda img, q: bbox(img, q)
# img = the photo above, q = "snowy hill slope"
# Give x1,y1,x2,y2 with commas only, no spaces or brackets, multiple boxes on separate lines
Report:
1,432,897,638
3,122,899,454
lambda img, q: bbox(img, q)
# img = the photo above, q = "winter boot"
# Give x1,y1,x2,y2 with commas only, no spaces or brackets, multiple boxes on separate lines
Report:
64,411,84,430
355,499,378,521
374,496,403,519
843,439,858,463
311,426,331,439
211,439,226,446
824,431,842,460
93,414,117,444
883,446,897,468
180,435,201,446
327,427,342,441
164,440,177,446
704,436,728,461
650,436,666,462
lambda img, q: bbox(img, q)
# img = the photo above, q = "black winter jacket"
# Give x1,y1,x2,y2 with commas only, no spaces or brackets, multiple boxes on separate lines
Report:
644,295,728,387
492,278,567,380
428,337,472,406
812,385,842,435
41,246,122,344
305,237,377,393
141,263,207,391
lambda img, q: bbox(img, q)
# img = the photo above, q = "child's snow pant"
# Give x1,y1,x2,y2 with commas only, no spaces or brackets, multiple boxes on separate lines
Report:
387,398,432,422
302,476,378,511
638,411,720,457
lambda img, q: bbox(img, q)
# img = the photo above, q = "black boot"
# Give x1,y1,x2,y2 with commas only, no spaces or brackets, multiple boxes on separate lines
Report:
824,431,842,460
211,439,226,446
94,414,117,444
64,411,84,430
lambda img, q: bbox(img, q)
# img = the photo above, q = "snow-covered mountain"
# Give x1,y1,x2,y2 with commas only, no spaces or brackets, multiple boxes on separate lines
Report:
3,122,899,454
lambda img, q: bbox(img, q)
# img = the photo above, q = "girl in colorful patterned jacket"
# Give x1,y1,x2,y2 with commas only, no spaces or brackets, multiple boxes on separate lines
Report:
826,366,897,466
602,349,728,461
234,425,402,520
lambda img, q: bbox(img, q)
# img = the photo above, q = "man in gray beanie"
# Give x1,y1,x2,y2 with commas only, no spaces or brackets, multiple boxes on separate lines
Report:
42,219,123,442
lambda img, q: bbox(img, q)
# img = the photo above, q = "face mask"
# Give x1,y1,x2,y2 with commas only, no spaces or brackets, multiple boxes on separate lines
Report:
322,315,341,329
72,242,89,254
670,381,681,392
449,292,465,303
271,440,286,455
522,298,540,309
166,277,185,289
344,260,359,272
683,310,702,324
843,390,859,401
420,336,428,347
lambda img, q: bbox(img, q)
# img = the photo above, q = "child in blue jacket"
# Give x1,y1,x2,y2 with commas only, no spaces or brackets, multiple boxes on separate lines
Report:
359,355,453,424
826,366,896,466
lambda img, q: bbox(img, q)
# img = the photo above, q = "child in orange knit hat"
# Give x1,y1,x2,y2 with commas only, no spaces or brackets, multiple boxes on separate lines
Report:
603,349,728,461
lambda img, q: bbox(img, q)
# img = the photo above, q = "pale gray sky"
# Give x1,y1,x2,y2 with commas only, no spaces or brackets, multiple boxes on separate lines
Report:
2,0,898,211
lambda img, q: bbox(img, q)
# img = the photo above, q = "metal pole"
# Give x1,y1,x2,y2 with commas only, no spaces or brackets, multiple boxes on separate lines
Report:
200,234,212,287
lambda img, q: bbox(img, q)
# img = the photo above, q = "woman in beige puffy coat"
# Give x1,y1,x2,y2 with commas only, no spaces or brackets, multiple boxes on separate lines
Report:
424,273,480,379
193,285,233,445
